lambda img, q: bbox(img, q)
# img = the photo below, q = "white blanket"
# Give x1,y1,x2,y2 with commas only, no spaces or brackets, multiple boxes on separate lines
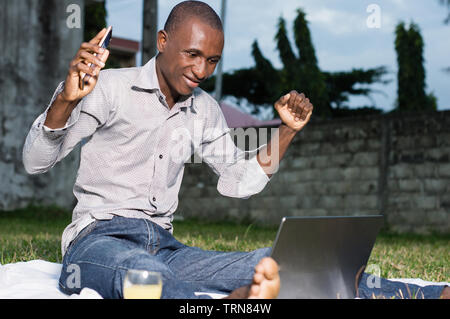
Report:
0,260,101,299
0,260,228,299
0,260,447,299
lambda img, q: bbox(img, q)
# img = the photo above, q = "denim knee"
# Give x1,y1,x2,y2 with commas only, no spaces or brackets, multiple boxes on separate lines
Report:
256,247,272,259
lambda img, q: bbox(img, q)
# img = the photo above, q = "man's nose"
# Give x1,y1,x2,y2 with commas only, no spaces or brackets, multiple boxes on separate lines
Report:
192,59,207,81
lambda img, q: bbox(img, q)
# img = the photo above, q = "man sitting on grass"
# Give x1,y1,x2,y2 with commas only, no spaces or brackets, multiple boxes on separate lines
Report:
23,1,448,299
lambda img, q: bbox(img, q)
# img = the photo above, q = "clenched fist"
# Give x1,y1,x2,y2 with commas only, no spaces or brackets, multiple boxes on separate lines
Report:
274,90,313,132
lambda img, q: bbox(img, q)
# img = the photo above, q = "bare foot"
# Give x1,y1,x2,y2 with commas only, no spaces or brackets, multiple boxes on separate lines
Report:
248,257,280,299
225,257,280,299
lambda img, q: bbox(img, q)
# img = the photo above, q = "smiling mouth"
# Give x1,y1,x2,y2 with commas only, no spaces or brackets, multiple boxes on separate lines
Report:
183,75,200,89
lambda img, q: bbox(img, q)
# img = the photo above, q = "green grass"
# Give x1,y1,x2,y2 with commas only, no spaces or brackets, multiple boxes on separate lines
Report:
0,206,448,283
0,206,69,264
368,233,449,282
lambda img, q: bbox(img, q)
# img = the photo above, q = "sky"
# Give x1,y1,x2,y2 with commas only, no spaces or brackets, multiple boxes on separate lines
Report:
105,0,450,112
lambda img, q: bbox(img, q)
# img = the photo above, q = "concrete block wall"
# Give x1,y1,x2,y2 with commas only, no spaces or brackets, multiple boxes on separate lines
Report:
385,112,450,233
0,0,84,210
178,111,450,234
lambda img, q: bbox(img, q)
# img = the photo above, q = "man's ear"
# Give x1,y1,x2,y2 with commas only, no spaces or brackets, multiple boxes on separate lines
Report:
157,30,169,53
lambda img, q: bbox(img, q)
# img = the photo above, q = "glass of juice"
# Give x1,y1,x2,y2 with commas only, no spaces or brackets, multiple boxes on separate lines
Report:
123,270,163,299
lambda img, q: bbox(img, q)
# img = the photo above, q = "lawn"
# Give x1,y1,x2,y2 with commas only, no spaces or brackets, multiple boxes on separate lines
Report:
0,206,448,282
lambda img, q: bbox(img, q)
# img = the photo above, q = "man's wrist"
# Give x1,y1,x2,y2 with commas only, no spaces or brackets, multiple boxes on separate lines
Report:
44,93,79,129
57,91,80,107
279,123,298,136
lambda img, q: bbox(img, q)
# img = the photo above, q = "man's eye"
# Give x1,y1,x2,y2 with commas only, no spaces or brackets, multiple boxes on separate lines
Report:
209,59,219,64
187,52,197,57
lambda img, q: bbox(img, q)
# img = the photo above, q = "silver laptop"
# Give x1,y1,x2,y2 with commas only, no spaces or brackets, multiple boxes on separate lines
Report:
270,215,384,299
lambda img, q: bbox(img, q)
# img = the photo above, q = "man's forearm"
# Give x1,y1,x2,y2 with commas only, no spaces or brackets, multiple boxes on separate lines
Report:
44,93,80,129
256,124,297,178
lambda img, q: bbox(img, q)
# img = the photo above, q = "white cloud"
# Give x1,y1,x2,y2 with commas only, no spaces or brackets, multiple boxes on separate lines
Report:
307,8,365,35
305,5,397,35
391,0,407,9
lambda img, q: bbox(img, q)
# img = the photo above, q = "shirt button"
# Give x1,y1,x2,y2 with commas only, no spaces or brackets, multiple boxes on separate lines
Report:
152,197,156,202
159,154,163,159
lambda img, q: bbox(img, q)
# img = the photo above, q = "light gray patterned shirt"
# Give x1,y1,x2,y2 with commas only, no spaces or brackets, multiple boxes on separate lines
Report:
23,57,270,256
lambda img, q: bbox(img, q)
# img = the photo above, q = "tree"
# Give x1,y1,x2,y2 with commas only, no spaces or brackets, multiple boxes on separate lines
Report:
201,8,389,119
249,40,281,105
275,10,331,117
324,67,390,109
84,1,107,42
293,9,330,117
275,17,298,95
84,0,121,69
395,22,436,111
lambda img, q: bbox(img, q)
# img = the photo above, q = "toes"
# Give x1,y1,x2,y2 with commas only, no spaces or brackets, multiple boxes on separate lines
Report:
254,262,264,273
253,272,264,284
259,257,279,280
249,257,280,299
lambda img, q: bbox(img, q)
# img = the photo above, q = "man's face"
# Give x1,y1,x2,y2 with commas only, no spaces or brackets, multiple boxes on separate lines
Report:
156,17,224,100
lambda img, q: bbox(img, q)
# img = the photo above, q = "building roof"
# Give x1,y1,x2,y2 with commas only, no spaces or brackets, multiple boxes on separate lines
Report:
109,37,140,53
220,102,282,128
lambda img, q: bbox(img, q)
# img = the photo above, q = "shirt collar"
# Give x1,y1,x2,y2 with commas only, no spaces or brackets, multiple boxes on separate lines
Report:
132,57,197,112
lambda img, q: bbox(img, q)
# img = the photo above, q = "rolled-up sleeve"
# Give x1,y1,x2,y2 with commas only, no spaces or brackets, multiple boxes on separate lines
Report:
199,104,270,199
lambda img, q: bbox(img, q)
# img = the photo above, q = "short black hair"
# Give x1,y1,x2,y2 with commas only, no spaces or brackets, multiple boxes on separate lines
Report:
164,1,223,35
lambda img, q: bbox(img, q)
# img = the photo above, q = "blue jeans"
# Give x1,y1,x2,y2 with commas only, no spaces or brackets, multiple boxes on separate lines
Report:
59,216,270,298
59,216,446,299
357,273,445,299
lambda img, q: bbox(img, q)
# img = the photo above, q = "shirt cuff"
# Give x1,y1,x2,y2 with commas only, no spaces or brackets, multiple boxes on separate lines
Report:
37,81,82,140
245,143,273,180
236,153,271,198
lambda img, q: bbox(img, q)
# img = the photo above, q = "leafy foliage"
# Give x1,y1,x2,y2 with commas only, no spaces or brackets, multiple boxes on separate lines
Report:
394,22,436,111
83,1,121,70
202,8,389,119
272,13,332,117
84,1,107,42
291,9,331,118
324,67,390,109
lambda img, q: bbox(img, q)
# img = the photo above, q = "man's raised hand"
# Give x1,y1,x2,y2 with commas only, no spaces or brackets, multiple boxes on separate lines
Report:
274,90,313,132
59,28,110,103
